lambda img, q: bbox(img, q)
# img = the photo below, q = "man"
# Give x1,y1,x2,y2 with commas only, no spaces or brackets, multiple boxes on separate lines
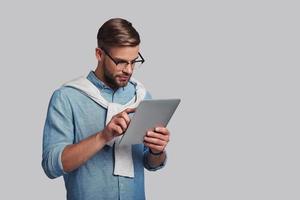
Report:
42,18,170,200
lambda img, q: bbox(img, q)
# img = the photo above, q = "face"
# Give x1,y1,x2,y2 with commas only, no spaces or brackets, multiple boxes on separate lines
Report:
96,46,140,89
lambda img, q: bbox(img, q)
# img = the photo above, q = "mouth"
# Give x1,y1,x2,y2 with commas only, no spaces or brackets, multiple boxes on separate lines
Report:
117,76,130,82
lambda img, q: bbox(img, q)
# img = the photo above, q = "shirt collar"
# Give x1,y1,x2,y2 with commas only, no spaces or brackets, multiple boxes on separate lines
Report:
87,71,130,92
87,71,111,90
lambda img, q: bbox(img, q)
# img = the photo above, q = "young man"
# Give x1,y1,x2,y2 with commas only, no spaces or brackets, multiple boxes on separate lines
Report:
42,18,170,200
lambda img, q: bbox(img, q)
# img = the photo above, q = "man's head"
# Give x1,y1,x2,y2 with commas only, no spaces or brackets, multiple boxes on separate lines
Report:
95,18,144,90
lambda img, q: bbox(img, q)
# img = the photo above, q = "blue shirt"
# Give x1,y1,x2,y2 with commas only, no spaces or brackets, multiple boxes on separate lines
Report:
42,71,165,200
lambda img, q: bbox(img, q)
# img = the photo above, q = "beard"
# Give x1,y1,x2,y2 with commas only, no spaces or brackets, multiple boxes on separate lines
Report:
103,66,131,89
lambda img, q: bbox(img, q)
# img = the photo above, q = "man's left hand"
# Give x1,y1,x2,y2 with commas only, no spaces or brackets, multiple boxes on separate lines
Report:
143,127,170,154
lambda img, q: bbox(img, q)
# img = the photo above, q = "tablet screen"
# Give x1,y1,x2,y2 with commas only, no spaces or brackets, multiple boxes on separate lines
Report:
119,99,180,145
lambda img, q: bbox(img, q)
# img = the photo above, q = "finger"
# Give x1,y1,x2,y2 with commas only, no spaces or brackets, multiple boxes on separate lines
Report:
146,131,169,142
144,142,164,152
118,111,130,125
154,127,170,135
124,107,136,114
112,124,124,135
144,135,166,146
114,118,128,132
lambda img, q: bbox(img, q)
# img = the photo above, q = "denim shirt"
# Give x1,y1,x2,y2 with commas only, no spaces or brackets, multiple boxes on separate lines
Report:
42,71,166,200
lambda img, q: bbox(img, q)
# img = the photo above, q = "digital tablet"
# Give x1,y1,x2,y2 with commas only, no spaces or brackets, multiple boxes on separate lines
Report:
119,99,181,145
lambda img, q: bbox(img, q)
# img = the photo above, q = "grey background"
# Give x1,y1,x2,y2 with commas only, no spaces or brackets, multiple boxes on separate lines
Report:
0,0,299,199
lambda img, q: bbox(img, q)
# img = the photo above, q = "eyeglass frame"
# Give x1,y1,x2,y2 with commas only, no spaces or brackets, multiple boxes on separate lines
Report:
99,47,145,69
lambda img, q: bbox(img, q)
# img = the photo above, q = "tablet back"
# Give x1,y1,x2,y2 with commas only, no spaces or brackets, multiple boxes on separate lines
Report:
119,99,181,145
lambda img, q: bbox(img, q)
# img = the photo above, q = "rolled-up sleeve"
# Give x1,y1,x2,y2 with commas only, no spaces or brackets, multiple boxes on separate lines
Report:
143,146,167,171
42,89,74,179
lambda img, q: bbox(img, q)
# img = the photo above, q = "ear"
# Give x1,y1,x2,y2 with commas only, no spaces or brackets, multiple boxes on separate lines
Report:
95,48,103,61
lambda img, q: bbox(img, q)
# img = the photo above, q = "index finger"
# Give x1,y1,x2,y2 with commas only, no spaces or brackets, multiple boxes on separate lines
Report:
154,127,169,135
123,108,136,114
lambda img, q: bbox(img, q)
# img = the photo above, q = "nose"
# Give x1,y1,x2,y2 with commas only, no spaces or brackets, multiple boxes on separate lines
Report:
122,63,133,74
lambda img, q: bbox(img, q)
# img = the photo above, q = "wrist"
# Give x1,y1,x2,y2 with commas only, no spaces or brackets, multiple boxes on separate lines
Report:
99,130,113,143
149,148,164,156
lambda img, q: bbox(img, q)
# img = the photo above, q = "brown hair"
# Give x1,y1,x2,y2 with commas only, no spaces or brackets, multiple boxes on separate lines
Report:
97,18,140,49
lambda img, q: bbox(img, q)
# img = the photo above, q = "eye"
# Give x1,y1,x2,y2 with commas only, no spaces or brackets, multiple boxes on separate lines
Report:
116,60,128,65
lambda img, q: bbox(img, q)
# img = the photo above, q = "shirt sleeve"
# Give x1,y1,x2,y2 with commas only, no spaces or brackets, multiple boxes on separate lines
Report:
143,146,167,171
42,89,74,179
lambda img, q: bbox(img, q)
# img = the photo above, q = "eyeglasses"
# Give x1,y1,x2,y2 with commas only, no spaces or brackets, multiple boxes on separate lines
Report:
100,48,145,70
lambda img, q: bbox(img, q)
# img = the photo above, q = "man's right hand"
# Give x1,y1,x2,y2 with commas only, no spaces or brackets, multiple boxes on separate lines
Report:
61,107,135,173
102,108,135,142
